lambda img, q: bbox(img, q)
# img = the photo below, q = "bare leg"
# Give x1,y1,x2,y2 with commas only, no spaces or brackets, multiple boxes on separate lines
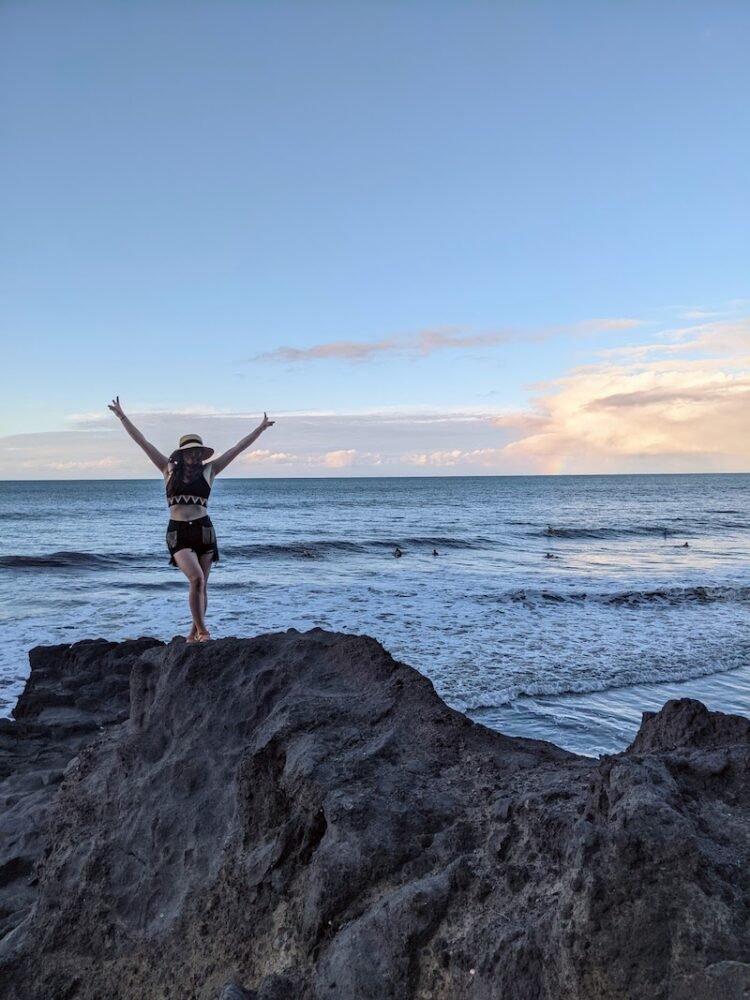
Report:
199,551,214,623
173,549,207,638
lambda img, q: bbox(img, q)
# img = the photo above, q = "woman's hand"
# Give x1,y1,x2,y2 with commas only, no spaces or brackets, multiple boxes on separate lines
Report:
108,398,168,470
212,413,275,475
108,396,125,419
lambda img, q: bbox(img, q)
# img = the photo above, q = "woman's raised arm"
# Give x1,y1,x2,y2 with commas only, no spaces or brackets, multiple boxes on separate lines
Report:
108,396,169,472
211,413,275,476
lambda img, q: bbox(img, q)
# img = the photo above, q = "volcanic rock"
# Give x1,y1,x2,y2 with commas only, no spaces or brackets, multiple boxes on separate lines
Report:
0,630,749,1000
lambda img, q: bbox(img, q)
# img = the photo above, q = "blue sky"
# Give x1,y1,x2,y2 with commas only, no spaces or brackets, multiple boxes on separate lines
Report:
1,1,749,476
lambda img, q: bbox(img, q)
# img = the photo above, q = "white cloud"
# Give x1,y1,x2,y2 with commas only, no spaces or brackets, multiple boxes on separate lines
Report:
238,448,369,469
239,449,298,465
404,448,499,467
678,309,729,321
50,458,122,471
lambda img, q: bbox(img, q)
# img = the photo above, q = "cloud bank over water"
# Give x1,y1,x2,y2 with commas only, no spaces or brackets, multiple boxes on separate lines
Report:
3,314,749,478
501,316,750,474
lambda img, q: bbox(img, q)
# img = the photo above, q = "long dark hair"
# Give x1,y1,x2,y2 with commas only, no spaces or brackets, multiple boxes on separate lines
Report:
165,453,202,498
165,454,184,499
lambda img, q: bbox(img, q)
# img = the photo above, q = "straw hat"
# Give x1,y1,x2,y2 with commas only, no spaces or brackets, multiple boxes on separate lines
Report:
170,433,214,461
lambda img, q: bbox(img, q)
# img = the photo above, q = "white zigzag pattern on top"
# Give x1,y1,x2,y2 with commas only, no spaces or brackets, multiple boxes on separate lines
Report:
169,494,208,505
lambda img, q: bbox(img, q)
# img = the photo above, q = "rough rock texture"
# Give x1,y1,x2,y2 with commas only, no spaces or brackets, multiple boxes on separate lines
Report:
0,638,162,945
629,696,750,752
1,631,749,1000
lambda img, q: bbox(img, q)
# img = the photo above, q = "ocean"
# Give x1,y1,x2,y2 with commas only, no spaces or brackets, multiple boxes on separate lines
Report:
1,474,748,756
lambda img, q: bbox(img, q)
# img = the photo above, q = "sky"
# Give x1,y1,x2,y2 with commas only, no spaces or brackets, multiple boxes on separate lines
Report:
1,0,749,478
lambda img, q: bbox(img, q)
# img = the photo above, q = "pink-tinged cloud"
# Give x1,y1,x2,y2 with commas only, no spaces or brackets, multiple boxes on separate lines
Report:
321,449,357,468
254,317,643,363
576,318,645,333
501,365,750,473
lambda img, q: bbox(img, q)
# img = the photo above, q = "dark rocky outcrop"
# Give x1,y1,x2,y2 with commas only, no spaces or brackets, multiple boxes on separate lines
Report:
629,696,750,752
0,630,749,1000
0,638,162,948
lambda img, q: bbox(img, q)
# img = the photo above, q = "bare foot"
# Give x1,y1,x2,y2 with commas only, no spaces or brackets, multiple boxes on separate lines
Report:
196,629,211,642
186,626,198,643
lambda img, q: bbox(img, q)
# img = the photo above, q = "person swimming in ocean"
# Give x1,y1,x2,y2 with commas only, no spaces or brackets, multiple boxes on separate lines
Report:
109,396,274,642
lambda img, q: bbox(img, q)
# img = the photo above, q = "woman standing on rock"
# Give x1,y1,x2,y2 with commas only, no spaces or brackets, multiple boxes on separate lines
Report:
108,397,274,642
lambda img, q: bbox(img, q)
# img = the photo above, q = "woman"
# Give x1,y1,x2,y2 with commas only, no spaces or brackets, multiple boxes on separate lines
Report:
108,396,274,642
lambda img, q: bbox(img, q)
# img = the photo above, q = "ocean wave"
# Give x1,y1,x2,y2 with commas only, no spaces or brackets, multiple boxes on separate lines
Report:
456,657,748,711
222,535,485,559
493,585,750,608
533,518,749,540
0,551,148,569
369,535,490,551
0,510,59,520
534,525,687,540
131,579,253,592
222,540,368,559
602,585,750,607
0,533,485,570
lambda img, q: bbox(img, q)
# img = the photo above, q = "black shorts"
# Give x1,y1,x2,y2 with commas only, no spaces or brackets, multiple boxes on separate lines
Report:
166,515,220,567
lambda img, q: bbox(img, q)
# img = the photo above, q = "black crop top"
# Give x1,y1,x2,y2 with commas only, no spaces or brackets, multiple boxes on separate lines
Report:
166,471,212,508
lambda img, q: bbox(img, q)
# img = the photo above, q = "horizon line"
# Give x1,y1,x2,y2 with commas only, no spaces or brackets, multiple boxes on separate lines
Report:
3,470,749,484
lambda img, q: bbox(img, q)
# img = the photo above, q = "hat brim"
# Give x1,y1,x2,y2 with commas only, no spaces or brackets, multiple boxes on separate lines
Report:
169,445,214,461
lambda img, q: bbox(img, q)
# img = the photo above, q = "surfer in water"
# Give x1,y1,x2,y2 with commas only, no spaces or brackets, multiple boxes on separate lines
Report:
109,397,274,642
